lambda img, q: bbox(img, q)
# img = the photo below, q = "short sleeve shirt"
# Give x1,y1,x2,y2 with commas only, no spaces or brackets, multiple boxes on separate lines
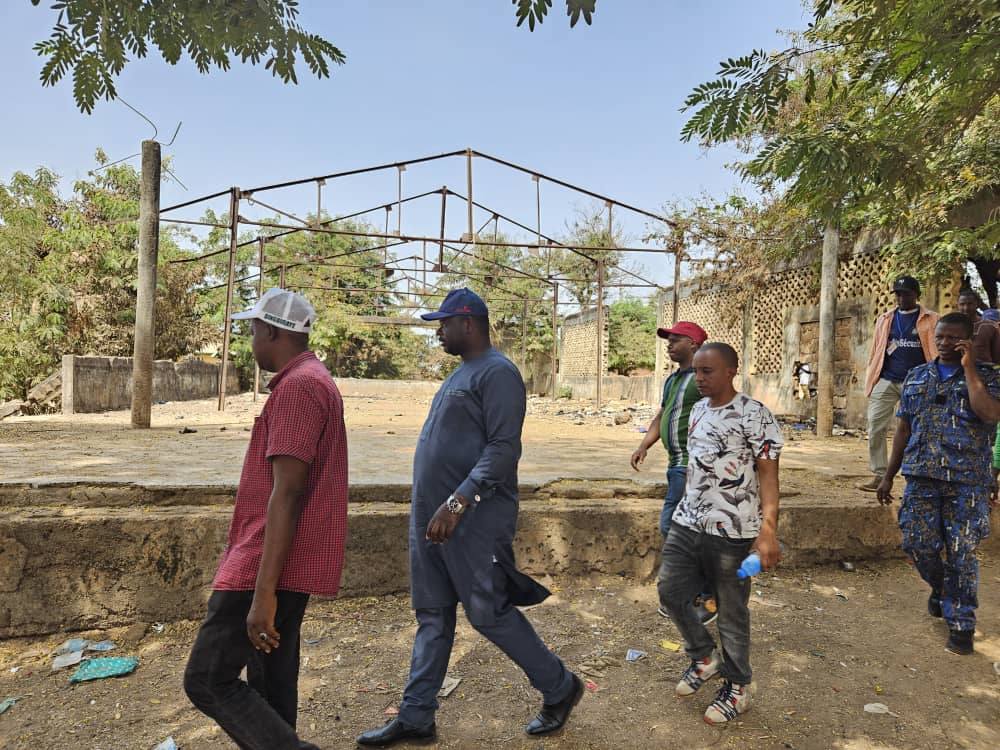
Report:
213,351,349,596
897,360,1000,486
671,393,784,540
659,368,701,468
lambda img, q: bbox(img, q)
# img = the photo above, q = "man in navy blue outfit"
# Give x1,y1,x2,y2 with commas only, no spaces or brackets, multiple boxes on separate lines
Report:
877,312,1000,655
357,288,583,747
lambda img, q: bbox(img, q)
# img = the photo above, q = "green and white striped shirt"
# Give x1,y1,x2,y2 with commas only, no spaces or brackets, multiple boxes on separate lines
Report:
659,367,701,468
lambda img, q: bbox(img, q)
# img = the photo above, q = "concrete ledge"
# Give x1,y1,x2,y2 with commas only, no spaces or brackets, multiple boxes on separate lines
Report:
3,481,992,638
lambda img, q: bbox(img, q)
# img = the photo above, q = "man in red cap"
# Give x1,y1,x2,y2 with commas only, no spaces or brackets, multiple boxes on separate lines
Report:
631,320,716,623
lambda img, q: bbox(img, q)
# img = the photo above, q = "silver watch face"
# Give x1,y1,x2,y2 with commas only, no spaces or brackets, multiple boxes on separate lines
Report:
447,495,464,514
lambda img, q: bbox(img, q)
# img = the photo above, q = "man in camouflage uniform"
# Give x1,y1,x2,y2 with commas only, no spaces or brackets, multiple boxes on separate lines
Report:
877,312,1000,655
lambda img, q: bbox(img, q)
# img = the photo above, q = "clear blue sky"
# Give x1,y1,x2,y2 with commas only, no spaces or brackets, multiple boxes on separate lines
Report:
0,1,808,290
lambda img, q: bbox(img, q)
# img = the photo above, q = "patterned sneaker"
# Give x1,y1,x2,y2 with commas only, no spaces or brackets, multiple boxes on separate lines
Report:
945,629,974,655
675,650,722,696
703,680,753,725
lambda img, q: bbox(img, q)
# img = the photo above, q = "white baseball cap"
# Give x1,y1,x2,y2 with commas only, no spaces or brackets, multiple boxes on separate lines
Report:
231,287,316,333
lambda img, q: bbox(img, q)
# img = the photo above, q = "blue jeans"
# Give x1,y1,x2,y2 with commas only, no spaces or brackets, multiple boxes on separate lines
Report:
660,466,688,537
658,524,755,684
660,466,713,604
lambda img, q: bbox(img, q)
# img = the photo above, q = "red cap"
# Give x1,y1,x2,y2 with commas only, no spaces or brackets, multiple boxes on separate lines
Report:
656,321,708,344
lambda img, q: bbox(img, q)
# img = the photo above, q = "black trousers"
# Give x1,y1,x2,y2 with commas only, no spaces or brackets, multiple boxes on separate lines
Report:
183,590,317,750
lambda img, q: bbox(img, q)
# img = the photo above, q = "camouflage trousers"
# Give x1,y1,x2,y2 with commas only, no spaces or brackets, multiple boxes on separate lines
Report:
899,477,991,631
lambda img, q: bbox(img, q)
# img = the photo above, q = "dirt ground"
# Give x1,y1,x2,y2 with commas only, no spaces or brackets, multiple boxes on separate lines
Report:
1,560,998,750
0,392,873,490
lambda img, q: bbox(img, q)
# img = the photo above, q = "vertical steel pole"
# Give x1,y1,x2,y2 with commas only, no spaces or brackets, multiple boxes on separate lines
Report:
396,165,404,235
655,287,664,380
130,139,161,429
550,283,559,398
465,149,474,241
438,187,447,270
596,258,605,409
521,300,528,368
672,247,682,325
253,236,265,402
217,187,240,412
315,179,324,227
383,206,390,264
422,239,427,288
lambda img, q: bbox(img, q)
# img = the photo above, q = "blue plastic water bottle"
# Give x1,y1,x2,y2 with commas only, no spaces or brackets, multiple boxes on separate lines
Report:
737,552,761,579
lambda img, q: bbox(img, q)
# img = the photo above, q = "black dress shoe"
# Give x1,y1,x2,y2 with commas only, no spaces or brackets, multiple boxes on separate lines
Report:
356,718,436,747
525,673,584,736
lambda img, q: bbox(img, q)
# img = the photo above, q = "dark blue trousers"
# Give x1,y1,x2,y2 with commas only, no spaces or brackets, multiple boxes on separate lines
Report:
397,565,573,729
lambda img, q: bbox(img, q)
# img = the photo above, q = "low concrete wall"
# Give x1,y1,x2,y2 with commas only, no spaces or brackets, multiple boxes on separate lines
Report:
61,355,241,414
334,379,440,400
558,374,659,404
3,479,988,637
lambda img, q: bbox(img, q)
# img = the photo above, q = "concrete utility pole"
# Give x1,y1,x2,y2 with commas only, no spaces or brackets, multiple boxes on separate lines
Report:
816,219,840,437
130,140,161,429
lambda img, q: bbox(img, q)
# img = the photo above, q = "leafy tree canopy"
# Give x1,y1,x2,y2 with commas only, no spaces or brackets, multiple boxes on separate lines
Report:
30,0,346,113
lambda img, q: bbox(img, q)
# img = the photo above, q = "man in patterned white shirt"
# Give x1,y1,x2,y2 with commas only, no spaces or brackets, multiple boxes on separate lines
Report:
657,342,783,725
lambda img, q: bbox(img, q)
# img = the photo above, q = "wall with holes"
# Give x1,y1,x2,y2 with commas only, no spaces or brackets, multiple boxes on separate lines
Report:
557,241,957,425
654,242,958,427
558,307,608,378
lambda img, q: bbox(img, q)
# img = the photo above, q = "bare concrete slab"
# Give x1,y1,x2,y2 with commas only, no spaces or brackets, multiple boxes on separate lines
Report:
0,391,874,490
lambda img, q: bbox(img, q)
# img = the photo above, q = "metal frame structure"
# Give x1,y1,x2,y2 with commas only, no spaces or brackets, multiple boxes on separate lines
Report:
159,148,684,410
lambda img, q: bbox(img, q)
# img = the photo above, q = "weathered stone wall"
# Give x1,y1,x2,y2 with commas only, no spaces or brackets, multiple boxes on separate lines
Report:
61,355,241,414
2,480,994,637
557,241,958,426
559,374,659,404
558,307,608,378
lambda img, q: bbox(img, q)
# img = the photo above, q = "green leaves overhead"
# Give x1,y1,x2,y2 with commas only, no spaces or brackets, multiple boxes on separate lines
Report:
513,0,596,31
29,0,346,113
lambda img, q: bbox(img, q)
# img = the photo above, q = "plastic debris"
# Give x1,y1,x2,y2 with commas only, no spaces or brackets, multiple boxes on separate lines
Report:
0,697,19,715
151,623,165,633
69,656,139,683
153,738,177,750
874,685,883,695
87,641,116,652
384,706,399,716
52,650,84,671
863,703,895,716
659,640,681,653
55,638,89,655
438,676,462,698
625,649,647,663
841,561,856,572
584,679,600,692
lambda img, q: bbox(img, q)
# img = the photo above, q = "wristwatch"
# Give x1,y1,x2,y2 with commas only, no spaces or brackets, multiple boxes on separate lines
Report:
445,493,466,515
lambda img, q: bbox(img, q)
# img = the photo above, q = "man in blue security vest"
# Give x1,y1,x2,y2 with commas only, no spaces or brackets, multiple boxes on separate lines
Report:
357,288,583,747
877,312,1000,655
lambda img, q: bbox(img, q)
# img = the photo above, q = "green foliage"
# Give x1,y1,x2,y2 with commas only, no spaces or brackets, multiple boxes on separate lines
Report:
679,0,1000,298
0,153,212,401
557,384,572,399
194,213,436,382
30,0,346,113
512,0,596,31
606,297,656,375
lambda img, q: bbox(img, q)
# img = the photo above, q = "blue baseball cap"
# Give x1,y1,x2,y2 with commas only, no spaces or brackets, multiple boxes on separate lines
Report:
421,287,489,320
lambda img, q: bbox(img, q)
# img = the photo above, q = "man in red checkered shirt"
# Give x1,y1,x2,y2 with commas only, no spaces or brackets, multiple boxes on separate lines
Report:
184,288,348,750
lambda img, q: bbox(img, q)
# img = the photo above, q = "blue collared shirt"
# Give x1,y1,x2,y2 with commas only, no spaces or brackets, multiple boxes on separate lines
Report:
897,360,1000,485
